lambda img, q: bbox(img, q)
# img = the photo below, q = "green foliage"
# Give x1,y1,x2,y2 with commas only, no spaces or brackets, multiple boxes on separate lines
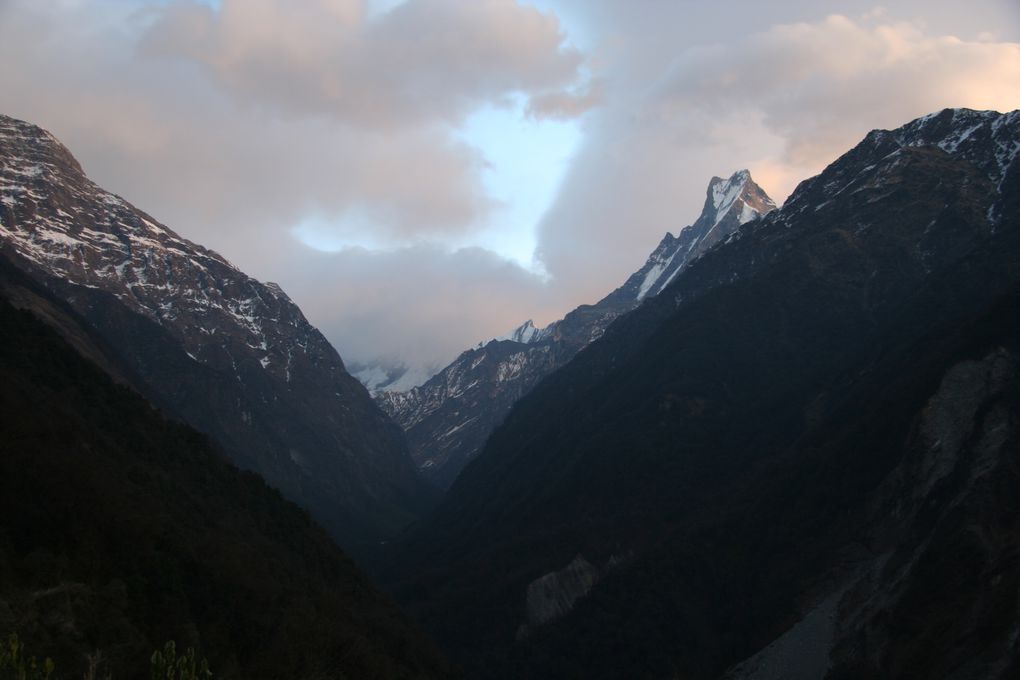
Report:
150,642,211,680
0,634,54,680
0,635,214,680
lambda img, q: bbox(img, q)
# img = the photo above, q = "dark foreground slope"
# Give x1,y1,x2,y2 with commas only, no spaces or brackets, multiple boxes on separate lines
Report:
0,115,434,552
0,264,450,679
388,109,1020,679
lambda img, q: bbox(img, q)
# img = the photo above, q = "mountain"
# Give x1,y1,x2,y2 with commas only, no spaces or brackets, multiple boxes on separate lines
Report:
350,358,438,393
385,108,1020,679
378,170,775,488
0,114,435,553
0,256,452,679
603,169,777,305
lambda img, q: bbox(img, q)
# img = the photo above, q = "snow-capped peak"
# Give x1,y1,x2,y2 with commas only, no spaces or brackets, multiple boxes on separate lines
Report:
705,169,775,233
493,319,550,345
629,170,776,302
710,169,750,210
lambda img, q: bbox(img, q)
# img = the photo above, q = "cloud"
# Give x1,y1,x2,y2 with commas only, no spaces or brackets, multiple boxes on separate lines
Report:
0,0,517,249
1,0,1019,378
141,0,588,127
526,79,604,120
654,14,1020,171
268,244,563,369
0,0,591,371
532,9,1020,306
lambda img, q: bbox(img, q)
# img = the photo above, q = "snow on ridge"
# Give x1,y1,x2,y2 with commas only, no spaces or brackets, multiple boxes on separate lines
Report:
711,172,745,213
636,238,684,301
636,261,668,301
496,351,529,382
789,109,1019,211
493,319,550,345
739,202,759,224
706,171,761,239
1,116,242,282
385,366,436,392
354,360,435,393
937,121,984,154
893,108,1020,180
0,120,345,386
638,170,767,302
709,169,754,226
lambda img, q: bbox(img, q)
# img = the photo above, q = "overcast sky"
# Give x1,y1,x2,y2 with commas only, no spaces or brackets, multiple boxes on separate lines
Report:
2,0,1019,380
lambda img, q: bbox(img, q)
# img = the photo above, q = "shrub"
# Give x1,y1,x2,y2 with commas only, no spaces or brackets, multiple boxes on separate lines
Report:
0,633,54,680
150,642,212,680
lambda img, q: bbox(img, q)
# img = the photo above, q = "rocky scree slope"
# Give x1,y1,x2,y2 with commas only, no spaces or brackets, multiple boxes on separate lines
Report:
386,108,1020,679
377,170,775,489
0,114,435,552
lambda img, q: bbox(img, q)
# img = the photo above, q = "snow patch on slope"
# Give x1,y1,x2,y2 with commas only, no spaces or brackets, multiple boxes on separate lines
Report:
0,114,333,386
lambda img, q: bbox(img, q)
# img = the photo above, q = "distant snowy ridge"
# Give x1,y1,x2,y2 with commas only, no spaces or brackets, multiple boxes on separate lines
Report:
377,170,776,487
351,359,436,393
491,318,554,345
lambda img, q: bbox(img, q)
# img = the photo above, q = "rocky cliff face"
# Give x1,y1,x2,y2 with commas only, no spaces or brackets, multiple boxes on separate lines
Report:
378,170,775,488
726,344,1020,680
386,108,1020,679
524,555,600,630
823,346,1020,679
0,114,434,552
377,338,560,488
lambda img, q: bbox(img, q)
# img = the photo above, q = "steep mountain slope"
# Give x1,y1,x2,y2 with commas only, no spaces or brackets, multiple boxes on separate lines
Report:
0,258,451,680
0,114,434,551
602,169,777,305
378,170,775,488
387,108,1020,678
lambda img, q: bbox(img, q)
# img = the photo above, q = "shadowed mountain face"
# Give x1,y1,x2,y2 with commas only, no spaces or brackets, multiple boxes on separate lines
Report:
0,257,452,679
386,108,1020,679
0,115,436,553
378,170,775,489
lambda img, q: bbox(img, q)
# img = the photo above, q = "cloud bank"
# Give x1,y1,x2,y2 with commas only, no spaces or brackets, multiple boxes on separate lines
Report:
534,6,1020,304
1,1,1018,375
142,0,585,128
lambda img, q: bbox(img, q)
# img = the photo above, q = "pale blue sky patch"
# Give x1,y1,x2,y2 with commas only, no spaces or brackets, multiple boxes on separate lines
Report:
455,94,582,272
290,94,585,274
367,0,406,19
292,209,399,253
290,0,590,272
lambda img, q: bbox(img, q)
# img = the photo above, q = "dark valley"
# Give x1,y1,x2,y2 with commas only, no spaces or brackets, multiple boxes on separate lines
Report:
0,256,450,679
2,63,1018,680
385,108,1020,679
377,170,776,488
0,115,434,556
